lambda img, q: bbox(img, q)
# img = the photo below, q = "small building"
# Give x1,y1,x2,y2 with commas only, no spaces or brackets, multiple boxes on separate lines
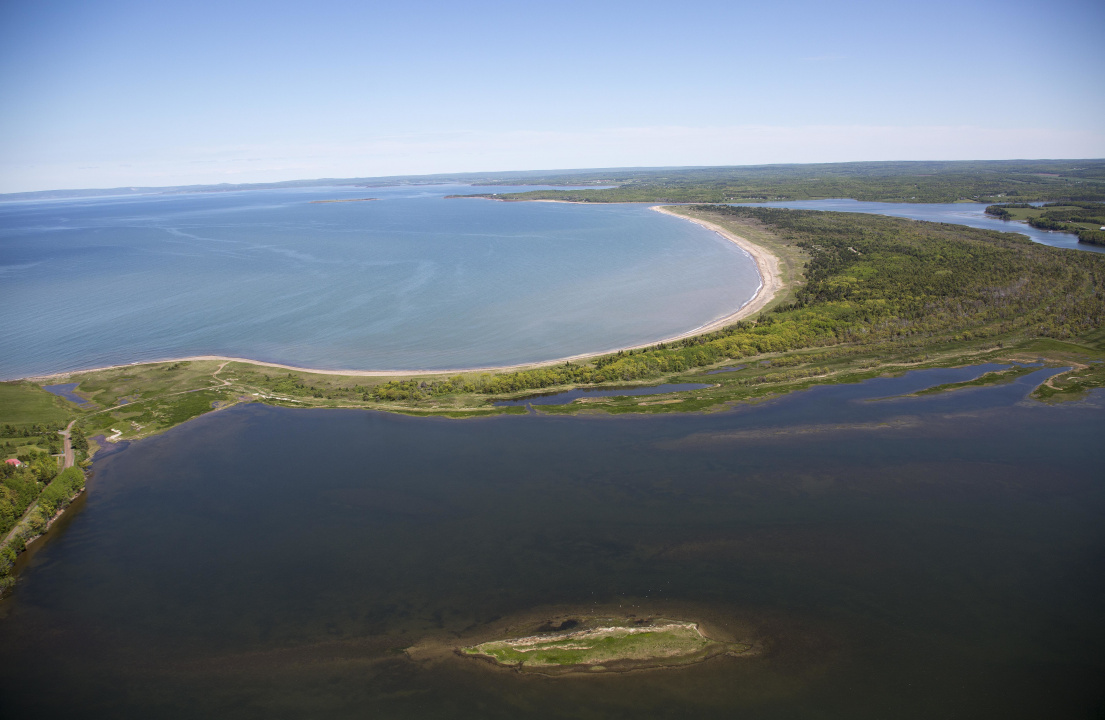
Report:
5,458,24,467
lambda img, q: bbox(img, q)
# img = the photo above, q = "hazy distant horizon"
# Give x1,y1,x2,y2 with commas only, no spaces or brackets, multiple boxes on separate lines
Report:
3,0,1102,194
3,157,1104,199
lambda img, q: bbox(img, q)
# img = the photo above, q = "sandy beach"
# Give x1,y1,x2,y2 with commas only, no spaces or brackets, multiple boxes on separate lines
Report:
25,206,782,382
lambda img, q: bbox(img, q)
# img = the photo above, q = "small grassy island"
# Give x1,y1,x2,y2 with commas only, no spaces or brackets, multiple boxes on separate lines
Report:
460,618,749,674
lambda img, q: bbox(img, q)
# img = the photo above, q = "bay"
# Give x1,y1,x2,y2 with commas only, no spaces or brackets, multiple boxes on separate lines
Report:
0,185,759,378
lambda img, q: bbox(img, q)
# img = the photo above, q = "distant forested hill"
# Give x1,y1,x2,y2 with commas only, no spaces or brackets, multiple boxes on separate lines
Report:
7,159,1103,204
456,159,1105,204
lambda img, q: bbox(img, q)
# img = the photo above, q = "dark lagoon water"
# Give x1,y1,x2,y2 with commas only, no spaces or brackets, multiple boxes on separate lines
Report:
1,367,1103,719
0,185,759,378
734,199,1105,255
42,382,92,407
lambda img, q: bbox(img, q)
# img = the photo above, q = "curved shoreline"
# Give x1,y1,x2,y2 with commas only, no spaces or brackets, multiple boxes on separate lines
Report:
20,206,783,382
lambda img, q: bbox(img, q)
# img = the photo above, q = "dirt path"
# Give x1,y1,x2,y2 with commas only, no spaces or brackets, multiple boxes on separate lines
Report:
59,419,75,469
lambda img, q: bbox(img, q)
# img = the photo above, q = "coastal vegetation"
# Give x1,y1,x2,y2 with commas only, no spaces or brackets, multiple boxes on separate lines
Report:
450,159,1105,204
1,461,85,593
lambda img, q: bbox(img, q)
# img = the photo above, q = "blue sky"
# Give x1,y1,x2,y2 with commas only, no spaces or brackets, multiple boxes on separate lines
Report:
1,0,1103,192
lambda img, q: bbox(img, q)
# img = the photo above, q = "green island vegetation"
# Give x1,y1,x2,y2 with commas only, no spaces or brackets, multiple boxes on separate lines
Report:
985,201,1105,246
459,617,751,674
4,203,1105,590
907,365,1042,397
448,159,1105,204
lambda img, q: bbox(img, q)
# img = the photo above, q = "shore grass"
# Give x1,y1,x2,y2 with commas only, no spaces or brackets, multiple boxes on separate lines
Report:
0,383,72,426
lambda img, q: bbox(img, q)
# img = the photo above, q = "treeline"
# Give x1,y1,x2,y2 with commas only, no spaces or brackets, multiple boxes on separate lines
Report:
369,207,1105,401
1,422,65,455
1029,204,1105,228
457,160,1105,205
0,466,85,592
0,449,61,537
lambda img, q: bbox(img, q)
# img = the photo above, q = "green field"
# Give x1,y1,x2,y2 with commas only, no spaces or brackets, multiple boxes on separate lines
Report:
0,383,72,426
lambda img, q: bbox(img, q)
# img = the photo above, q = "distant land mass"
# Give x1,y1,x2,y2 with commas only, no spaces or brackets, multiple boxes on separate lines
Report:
4,159,1103,204
307,197,378,204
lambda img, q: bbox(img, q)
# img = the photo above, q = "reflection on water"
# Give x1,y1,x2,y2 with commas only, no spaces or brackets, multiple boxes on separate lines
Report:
1,367,1103,719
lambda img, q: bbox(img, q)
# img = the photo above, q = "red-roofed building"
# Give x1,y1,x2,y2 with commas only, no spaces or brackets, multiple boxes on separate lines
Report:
5,458,23,467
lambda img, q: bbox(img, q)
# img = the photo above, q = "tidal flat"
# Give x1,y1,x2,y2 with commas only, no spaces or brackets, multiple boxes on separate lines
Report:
1,367,1102,718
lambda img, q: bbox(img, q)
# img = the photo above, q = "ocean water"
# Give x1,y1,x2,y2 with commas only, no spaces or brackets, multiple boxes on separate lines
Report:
0,368,1102,718
0,185,759,378
735,198,1105,254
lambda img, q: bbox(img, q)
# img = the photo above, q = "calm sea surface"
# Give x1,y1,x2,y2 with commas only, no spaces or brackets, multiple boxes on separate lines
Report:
1,369,1102,718
0,185,759,378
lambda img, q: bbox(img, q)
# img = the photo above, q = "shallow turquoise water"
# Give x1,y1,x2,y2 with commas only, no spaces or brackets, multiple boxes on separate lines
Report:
0,185,759,378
